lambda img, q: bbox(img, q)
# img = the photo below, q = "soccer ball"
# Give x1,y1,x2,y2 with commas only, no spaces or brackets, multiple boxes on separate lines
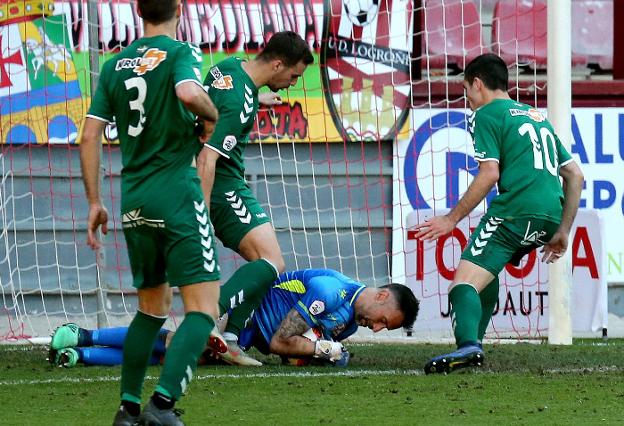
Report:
344,0,379,27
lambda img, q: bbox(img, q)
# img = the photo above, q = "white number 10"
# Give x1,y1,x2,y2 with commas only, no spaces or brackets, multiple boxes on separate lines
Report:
518,122,559,176
124,77,147,137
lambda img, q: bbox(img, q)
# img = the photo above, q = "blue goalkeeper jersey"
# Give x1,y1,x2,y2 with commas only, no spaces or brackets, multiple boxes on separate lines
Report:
254,269,366,344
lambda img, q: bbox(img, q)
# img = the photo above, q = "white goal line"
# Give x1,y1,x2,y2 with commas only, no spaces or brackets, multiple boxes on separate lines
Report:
2,366,623,387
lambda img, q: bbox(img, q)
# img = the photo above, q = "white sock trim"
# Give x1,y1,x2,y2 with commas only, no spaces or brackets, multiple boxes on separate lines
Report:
222,332,238,342
260,258,279,277
137,309,168,320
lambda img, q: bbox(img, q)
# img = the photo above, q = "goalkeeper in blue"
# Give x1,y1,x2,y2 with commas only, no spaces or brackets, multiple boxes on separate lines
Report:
49,269,419,368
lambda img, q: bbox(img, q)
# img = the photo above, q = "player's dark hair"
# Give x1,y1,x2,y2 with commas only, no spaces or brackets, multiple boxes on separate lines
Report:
464,53,509,91
138,0,178,25
381,284,419,328
257,31,314,68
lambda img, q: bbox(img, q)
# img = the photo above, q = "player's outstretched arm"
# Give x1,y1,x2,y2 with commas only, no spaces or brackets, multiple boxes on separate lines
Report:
196,147,221,211
175,81,219,123
270,309,316,357
270,309,345,361
414,161,499,241
258,92,282,106
79,117,109,250
556,161,584,236
541,161,584,263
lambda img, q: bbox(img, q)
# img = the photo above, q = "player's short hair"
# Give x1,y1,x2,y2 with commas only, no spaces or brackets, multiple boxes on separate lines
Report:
381,284,419,328
257,31,314,68
464,53,509,92
138,0,178,25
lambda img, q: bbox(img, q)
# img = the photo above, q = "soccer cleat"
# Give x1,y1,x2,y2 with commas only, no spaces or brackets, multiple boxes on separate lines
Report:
136,400,185,426
423,343,484,375
50,323,82,350
52,347,79,368
112,405,139,426
219,341,263,367
216,313,228,334
207,328,228,355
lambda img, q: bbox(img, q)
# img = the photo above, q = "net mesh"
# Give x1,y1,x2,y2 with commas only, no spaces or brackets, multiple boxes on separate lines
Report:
1,0,607,341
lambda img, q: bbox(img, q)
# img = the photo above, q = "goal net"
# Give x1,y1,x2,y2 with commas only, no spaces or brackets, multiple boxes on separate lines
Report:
0,0,605,343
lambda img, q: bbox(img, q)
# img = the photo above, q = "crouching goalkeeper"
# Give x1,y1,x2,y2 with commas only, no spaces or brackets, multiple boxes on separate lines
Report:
49,269,419,368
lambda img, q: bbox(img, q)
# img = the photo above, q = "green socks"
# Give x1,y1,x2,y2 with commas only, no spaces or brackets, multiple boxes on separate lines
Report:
478,278,499,342
449,284,482,347
218,258,278,336
156,311,215,400
120,311,167,404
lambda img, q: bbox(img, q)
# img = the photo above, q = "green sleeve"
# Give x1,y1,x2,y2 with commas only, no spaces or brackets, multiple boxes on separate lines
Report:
555,135,573,167
471,110,501,162
172,42,203,87
86,61,113,122
204,94,242,158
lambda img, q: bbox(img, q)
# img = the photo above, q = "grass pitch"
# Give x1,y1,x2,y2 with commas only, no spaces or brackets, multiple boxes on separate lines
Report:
1,340,623,425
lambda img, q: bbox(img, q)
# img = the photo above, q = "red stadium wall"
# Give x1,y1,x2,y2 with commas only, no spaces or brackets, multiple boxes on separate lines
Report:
412,0,624,108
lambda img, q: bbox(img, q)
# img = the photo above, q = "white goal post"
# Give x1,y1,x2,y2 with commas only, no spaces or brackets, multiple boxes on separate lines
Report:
547,0,573,345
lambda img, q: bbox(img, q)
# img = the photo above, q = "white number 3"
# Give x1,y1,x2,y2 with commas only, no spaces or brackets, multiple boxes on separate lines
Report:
124,77,147,137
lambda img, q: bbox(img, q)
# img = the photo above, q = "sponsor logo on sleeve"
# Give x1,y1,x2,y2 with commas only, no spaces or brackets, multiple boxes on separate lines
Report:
309,300,325,315
527,109,546,122
222,135,237,151
212,75,234,90
210,66,223,80
509,108,546,123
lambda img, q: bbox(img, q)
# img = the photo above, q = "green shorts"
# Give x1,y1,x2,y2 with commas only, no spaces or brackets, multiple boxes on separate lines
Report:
210,182,271,251
460,214,560,276
122,185,220,289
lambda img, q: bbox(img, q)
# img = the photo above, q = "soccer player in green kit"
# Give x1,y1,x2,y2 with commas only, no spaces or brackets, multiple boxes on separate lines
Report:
414,53,584,374
80,0,226,424
195,31,314,366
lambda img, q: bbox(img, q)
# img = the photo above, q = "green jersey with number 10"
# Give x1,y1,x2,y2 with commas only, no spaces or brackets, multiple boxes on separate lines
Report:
87,35,204,213
468,99,574,221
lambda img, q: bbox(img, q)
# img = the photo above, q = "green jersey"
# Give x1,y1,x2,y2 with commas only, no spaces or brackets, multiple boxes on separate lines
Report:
203,57,259,183
87,35,204,212
468,99,573,221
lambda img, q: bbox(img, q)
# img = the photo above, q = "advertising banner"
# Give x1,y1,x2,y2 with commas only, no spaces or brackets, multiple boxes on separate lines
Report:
0,13,84,144
398,208,607,338
1,0,411,144
393,109,624,283
392,109,613,338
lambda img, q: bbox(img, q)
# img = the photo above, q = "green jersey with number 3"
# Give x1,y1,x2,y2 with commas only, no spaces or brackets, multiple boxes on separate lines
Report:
87,35,204,212
468,99,573,221
203,57,259,183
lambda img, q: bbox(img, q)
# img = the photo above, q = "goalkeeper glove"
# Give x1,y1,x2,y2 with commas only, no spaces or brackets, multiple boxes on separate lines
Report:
314,340,345,362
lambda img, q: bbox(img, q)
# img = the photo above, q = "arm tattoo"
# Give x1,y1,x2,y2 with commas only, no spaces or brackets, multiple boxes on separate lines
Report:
276,309,311,340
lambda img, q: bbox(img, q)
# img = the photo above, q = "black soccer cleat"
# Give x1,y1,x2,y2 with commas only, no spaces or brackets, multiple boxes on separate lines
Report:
424,343,484,375
112,405,139,426
136,400,185,426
